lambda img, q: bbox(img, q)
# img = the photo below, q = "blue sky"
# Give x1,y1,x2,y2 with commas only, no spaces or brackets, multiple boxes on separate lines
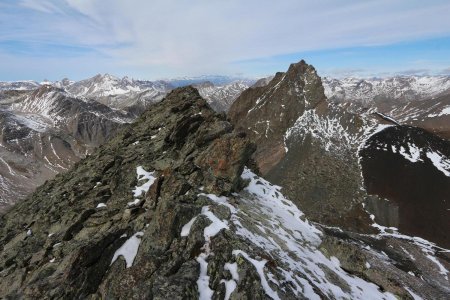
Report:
1,0,450,81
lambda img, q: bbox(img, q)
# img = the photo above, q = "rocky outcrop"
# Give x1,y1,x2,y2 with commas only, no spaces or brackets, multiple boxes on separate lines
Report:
0,87,448,299
0,76,250,211
229,60,373,231
229,61,326,173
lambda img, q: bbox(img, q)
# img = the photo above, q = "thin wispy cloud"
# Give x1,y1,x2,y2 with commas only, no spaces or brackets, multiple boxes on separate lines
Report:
20,0,60,14
1,0,450,80
396,69,431,76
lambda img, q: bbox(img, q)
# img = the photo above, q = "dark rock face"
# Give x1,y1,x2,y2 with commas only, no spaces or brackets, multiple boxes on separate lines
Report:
229,60,372,231
360,125,450,248
267,102,374,233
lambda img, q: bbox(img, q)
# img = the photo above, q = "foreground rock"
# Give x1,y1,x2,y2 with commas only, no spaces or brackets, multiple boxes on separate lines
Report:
0,87,448,299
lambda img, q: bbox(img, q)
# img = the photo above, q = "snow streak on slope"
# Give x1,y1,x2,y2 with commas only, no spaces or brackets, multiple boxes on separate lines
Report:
284,109,361,153
283,105,386,158
182,168,404,299
236,168,397,300
425,151,450,177
10,89,65,125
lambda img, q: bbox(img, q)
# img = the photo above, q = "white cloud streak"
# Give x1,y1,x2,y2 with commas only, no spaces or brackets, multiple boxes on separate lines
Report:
20,0,63,14
3,0,450,79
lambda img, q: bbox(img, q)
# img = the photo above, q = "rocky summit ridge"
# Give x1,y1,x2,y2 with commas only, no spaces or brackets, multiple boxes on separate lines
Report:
0,76,250,211
0,86,449,299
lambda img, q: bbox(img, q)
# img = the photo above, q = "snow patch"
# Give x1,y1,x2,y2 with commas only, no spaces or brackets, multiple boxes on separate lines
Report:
426,151,450,177
398,143,422,163
233,250,280,300
202,206,229,240
111,232,144,268
225,262,239,281
220,279,237,300
198,193,237,213
404,287,424,300
234,168,397,300
127,199,142,207
427,106,450,117
181,216,198,237
132,166,157,197
197,253,214,300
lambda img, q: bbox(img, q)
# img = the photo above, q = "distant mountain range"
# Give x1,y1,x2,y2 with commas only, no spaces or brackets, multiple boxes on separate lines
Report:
323,76,450,103
0,74,254,114
322,76,450,139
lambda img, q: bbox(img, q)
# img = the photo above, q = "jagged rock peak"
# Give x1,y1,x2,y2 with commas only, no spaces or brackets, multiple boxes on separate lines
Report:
93,73,119,81
228,59,374,231
228,59,326,174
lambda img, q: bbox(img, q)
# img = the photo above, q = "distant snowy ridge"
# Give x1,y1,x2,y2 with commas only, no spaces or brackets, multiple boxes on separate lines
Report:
0,80,40,91
0,74,252,112
323,76,450,103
